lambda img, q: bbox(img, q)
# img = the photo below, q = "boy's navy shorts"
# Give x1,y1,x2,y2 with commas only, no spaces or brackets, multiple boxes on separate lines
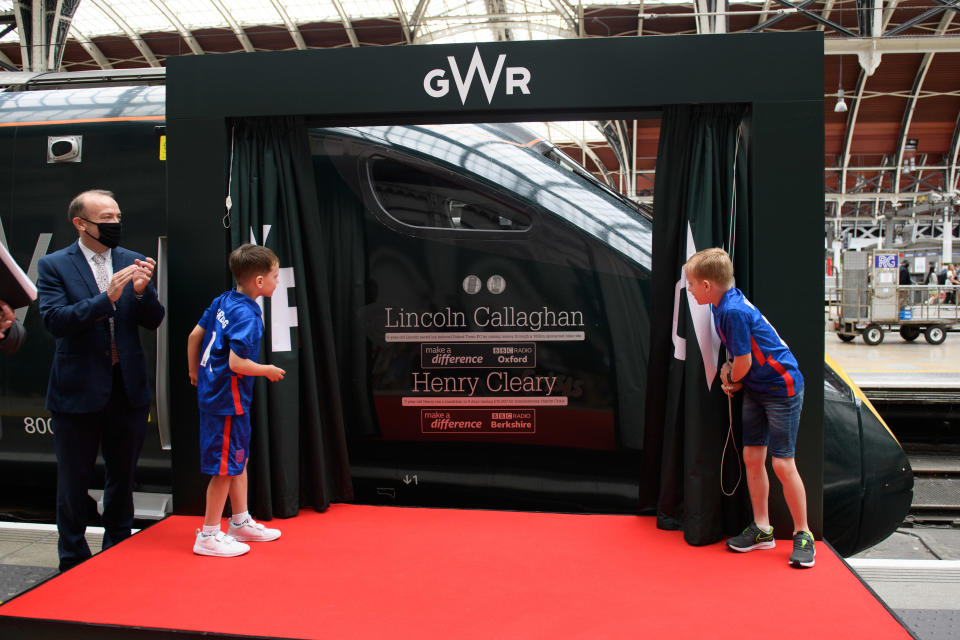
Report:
199,412,250,476
741,387,804,458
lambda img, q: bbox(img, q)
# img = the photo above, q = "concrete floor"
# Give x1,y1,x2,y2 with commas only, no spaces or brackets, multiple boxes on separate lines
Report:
826,327,960,387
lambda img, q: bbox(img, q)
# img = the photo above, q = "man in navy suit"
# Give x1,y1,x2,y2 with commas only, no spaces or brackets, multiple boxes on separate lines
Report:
37,189,165,571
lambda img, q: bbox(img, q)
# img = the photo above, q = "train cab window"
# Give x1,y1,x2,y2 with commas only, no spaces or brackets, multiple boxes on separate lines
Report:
370,157,531,231
824,366,853,402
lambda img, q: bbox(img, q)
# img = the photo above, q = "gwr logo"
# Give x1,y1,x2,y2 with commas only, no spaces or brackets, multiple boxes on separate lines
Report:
423,47,531,105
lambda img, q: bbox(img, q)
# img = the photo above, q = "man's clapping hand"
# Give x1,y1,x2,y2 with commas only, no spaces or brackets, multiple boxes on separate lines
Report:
0,300,14,338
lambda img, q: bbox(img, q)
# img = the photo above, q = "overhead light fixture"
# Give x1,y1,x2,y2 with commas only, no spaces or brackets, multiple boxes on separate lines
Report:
834,88,848,113
834,54,848,113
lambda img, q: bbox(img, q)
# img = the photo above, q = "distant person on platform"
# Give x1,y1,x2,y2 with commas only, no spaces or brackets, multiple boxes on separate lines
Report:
948,264,960,305
0,299,25,354
898,259,913,309
36,189,165,572
187,243,285,557
684,247,814,569
926,264,940,305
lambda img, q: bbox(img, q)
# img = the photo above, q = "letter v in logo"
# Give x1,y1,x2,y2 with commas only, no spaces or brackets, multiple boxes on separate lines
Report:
447,47,506,105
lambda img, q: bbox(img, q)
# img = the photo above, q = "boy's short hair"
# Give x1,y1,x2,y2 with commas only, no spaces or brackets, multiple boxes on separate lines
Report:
229,244,278,283
684,247,734,288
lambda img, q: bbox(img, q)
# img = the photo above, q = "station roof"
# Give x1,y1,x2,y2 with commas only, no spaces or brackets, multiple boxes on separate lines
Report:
1,0,959,221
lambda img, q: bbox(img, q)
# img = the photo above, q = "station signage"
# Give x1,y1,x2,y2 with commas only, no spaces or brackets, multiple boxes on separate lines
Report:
875,254,899,269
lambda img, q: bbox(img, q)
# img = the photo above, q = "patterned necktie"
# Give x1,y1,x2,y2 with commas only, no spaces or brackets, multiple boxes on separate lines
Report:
91,252,120,365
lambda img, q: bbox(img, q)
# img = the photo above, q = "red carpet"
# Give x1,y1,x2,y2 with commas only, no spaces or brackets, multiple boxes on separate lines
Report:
0,505,911,639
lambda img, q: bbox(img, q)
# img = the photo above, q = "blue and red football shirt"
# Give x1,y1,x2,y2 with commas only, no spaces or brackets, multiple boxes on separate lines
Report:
196,291,263,415
711,287,803,397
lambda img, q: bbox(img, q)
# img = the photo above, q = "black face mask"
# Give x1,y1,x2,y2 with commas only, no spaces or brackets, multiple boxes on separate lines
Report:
81,218,122,249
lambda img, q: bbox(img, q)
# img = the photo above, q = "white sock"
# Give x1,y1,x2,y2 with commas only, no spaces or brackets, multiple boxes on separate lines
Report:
201,524,220,536
231,511,250,526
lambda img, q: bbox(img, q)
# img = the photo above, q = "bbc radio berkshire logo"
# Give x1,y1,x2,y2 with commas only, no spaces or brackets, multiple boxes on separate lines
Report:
423,47,531,105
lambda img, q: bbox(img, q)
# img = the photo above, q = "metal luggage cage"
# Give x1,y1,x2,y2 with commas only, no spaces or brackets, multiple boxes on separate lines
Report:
827,282,959,345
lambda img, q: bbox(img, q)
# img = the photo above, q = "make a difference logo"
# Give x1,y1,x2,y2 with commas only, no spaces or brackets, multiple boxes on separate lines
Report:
423,46,531,104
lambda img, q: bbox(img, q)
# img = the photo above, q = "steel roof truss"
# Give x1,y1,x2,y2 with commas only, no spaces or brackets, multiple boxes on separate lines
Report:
209,0,254,53
0,49,17,71
886,0,958,37
392,0,413,44
768,0,859,36
89,0,159,66
819,0,836,31
149,0,203,55
269,0,306,50
882,0,900,29
757,0,773,27
949,110,960,194
892,13,953,198
543,0,578,33
484,0,512,41
840,66,870,195
70,26,113,70
330,0,359,47
409,0,431,42
749,0,818,33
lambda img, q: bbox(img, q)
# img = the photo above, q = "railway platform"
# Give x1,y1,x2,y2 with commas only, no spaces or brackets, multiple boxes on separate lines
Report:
826,329,960,403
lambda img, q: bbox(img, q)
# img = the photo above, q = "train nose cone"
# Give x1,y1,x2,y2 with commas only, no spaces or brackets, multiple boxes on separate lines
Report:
823,358,913,557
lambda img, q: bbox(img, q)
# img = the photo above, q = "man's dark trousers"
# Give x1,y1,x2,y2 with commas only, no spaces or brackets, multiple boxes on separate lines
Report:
53,365,148,572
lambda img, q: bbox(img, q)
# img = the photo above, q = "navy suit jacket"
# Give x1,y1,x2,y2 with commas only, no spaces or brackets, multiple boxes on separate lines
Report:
37,242,165,413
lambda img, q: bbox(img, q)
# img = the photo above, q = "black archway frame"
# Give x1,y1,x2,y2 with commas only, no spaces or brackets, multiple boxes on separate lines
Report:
166,32,825,534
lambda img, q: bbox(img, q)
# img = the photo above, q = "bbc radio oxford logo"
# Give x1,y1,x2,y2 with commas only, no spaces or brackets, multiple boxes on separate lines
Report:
423,47,531,105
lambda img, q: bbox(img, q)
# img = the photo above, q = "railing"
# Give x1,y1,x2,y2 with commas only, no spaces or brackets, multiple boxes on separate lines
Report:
826,284,960,326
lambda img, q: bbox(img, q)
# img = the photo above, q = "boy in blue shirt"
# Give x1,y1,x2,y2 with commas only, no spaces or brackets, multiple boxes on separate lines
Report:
187,244,286,557
684,248,815,569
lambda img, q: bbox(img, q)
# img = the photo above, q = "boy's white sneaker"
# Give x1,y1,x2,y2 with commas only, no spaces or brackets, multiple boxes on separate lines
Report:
193,530,250,557
229,518,281,542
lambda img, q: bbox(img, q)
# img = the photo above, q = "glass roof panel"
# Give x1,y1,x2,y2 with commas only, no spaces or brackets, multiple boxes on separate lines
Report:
222,1,286,27
529,121,607,144
70,2,128,37
334,0,401,19
278,1,340,23
100,0,176,32
159,0,228,31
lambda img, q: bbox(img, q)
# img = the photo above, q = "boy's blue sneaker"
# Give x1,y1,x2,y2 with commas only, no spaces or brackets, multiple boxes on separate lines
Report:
789,531,816,568
726,522,776,552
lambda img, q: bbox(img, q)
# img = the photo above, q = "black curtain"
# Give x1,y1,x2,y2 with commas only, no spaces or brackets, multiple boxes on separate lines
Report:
641,104,751,545
229,117,353,519
312,154,378,438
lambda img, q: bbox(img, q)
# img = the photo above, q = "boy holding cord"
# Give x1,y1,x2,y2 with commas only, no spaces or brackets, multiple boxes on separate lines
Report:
684,247,814,569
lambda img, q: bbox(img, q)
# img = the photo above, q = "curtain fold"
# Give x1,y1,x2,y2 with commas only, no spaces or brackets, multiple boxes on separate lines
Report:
229,117,353,519
641,104,751,545
312,155,379,438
